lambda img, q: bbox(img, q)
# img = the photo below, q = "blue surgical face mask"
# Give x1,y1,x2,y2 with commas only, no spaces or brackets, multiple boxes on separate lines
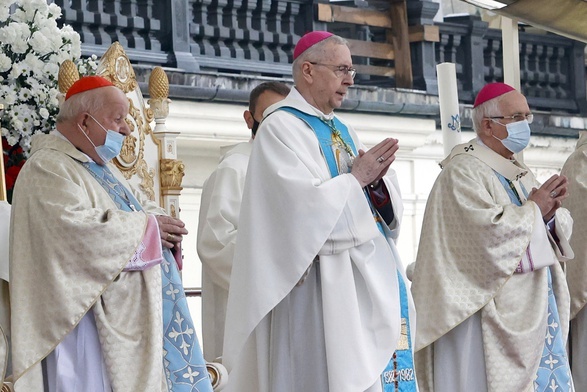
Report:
78,114,125,163
491,119,531,154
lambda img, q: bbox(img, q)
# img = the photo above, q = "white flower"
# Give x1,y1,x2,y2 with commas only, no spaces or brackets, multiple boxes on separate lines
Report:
0,53,11,73
23,53,44,74
19,0,48,21
0,1,96,156
9,63,26,79
42,62,59,78
48,3,61,19
39,108,49,120
29,31,53,56
0,86,18,106
0,5,10,21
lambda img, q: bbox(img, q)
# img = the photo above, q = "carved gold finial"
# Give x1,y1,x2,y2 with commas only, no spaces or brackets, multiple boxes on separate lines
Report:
149,67,169,99
58,59,80,94
160,159,185,190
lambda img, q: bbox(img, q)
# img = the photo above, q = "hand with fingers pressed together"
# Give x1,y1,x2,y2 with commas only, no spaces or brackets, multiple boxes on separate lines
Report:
156,214,188,249
351,138,399,188
528,174,569,222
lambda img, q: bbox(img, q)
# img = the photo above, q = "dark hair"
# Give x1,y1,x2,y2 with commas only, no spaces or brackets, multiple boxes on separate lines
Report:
249,82,290,113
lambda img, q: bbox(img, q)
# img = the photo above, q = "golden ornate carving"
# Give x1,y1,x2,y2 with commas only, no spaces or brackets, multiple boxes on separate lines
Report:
149,67,169,99
136,159,156,201
119,134,138,164
96,42,137,94
113,100,147,179
160,159,185,189
57,59,80,94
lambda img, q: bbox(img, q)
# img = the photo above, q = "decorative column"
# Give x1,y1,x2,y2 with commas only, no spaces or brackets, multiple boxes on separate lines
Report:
148,67,185,218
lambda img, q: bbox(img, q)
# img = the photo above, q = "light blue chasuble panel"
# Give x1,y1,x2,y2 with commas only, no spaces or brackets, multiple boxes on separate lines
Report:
279,107,416,392
82,162,213,392
495,172,572,392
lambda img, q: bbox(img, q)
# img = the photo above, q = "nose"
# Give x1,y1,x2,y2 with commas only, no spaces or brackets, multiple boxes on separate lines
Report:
120,120,132,136
343,72,354,86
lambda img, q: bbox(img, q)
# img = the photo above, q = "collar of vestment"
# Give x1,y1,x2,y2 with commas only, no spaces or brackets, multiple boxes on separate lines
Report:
31,132,91,164
441,138,529,183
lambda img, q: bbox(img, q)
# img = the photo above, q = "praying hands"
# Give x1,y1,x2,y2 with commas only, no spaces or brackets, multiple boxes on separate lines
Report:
351,138,399,188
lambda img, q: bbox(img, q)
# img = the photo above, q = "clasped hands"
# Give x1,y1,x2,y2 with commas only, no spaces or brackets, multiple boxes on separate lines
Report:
156,215,188,249
527,174,568,222
351,138,399,188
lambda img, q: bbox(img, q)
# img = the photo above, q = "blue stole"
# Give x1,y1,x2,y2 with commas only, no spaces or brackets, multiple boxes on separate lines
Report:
279,107,416,391
495,172,572,392
82,162,213,392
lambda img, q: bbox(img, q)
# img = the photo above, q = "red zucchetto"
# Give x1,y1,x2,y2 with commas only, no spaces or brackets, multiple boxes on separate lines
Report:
473,82,516,108
65,76,115,101
293,31,334,60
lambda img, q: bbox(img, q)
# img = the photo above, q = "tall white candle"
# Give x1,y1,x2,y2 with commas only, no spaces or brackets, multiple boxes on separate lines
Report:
436,63,462,157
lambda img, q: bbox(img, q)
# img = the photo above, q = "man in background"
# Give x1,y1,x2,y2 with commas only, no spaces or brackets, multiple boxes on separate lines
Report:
197,81,290,362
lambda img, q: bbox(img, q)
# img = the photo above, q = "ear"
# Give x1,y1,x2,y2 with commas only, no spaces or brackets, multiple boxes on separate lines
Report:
301,62,314,83
76,113,90,132
480,117,494,137
243,110,254,130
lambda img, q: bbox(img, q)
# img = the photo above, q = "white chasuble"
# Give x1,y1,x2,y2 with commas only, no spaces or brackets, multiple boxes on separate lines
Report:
412,139,573,392
10,134,167,391
222,88,415,392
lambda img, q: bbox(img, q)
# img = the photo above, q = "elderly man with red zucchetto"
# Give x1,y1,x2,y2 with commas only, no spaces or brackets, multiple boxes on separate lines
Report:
9,76,212,392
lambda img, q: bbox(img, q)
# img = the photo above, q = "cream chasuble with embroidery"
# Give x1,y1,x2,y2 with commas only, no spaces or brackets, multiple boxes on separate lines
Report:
563,131,587,319
412,139,573,392
561,131,587,390
10,134,168,391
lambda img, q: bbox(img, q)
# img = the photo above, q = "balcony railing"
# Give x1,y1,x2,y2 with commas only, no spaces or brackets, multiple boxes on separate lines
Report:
53,0,586,115
436,15,586,112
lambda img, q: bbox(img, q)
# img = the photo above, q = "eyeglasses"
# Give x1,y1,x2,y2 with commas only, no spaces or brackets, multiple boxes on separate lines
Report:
487,113,534,124
309,62,357,79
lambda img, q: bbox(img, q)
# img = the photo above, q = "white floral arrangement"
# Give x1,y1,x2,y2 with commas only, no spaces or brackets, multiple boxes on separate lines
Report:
0,0,97,154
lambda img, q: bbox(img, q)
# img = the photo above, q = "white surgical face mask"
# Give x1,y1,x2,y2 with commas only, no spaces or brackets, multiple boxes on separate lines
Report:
78,114,125,163
491,119,531,154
